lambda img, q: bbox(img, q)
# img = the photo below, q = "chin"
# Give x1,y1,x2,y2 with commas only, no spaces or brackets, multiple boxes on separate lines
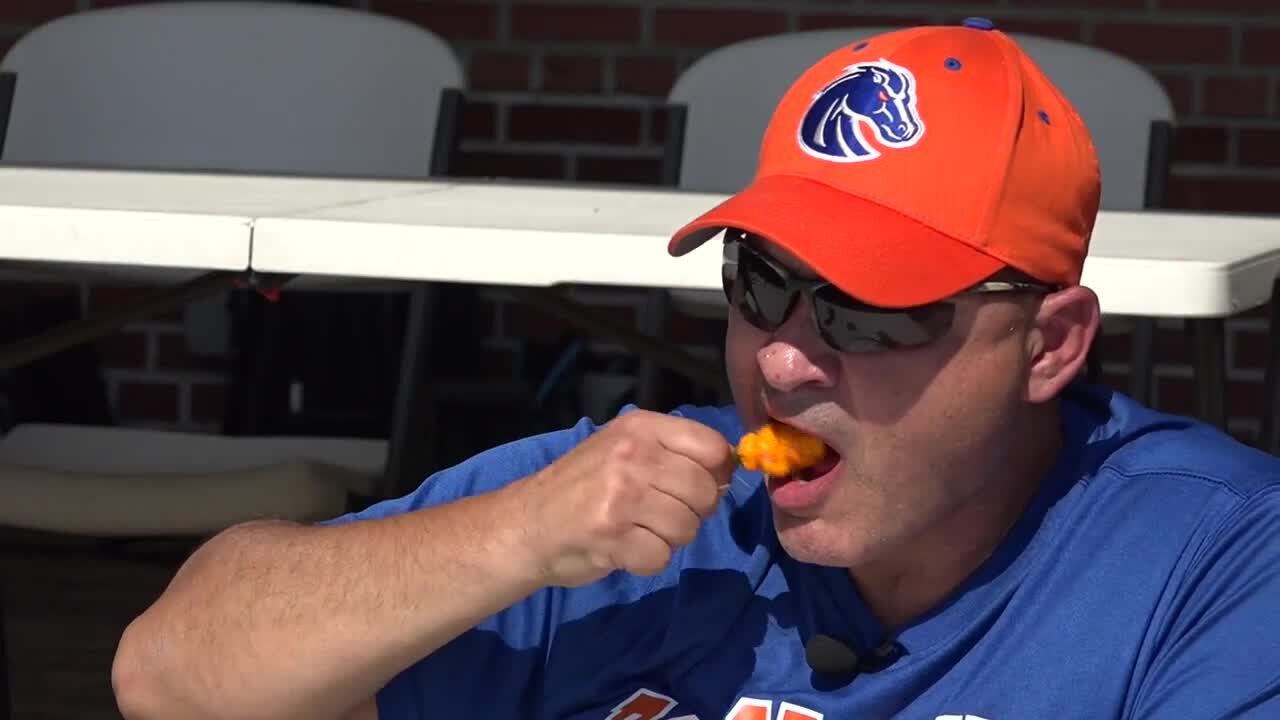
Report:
772,513,869,567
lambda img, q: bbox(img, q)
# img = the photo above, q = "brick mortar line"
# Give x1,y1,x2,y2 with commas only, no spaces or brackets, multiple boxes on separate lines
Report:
178,379,192,427
144,329,159,371
460,139,666,156
467,83,1280,114
1080,17,1096,44
496,0,512,43
1190,70,1206,117
603,54,619,95
495,103,511,144
466,91,671,109
1152,65,1280,79
1176,119,1280,129
451,144,1280,174
800,6,1280,24
461,46,1280,75
640,3,654,45
528,47,546,91
1150,63,1280,77
1227,125,1242,166
471,20,1280,55
1170,163,1280,178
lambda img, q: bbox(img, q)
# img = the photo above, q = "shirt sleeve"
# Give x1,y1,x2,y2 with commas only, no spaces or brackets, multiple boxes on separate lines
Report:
318,405,737,719
1127,486,1280,719
319,415,601,719
319,414,599,525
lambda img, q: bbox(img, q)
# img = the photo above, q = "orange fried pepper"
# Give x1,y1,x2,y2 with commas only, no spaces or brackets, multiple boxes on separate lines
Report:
734,422,826,477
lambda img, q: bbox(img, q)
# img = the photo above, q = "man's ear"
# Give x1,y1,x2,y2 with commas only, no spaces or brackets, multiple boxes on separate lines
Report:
1026,286,1100,404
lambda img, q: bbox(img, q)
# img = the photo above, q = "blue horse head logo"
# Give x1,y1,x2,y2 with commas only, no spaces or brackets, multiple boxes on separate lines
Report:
797,60,925,162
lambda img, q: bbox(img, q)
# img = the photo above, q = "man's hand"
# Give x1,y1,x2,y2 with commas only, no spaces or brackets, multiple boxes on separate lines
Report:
511,409,736,588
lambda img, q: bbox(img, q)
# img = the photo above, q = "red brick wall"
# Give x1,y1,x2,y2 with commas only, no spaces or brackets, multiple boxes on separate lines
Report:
2,0,1279,439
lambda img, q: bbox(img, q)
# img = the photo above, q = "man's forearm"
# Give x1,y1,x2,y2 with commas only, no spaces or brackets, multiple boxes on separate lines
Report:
112,486,545,720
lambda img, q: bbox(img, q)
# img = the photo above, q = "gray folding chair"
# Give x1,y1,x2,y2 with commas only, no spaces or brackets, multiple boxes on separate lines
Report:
0,3,466,711
659,25,1183,415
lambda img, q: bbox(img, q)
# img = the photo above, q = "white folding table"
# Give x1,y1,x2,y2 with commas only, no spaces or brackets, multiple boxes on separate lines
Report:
249,178,1280,316
2,168,1280,490
249,176,1280,432
0,166,438,369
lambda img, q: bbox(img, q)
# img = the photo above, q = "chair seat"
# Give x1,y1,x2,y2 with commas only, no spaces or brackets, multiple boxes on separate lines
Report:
0,459,356,537
0,423,387,537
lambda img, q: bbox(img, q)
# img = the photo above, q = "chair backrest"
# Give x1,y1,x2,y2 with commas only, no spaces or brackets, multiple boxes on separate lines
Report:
0,1,465,179
667,27,1175,211
0,2,469,444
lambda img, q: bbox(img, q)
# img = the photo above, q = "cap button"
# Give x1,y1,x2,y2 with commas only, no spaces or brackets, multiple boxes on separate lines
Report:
961,17,995,30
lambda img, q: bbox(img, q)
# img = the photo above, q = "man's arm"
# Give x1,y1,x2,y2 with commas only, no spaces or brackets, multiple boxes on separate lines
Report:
111,409,732,720
112,490,543,720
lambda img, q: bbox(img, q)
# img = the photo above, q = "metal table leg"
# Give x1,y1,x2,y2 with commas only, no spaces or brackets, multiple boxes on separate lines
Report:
0,579,9,720
380,284,439,502
1129,318,1155,405
1260,278,1280,453
1189,318,1228,430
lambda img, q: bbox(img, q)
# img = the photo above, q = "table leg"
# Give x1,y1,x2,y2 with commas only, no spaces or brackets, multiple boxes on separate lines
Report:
1260,278,1280,453
636,289,671,410
1129,318,1155,405
380,284,439,501
0,579,9,720
1190,318,1228,430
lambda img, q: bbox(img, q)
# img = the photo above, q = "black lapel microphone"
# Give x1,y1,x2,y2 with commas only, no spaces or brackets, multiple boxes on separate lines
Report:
805,634,903,677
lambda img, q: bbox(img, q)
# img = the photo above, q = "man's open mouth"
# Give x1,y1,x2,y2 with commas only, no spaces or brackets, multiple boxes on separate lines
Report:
774,443,840,486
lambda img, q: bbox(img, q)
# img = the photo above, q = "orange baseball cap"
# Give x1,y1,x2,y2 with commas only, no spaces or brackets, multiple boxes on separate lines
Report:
668,18,1101,308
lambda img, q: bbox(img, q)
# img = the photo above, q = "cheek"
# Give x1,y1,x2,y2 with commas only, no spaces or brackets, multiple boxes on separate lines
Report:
839,338,1025,448
835,345,958,427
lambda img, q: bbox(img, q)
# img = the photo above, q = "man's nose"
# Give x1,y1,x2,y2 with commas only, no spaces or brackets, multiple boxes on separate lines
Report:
756,299,836,393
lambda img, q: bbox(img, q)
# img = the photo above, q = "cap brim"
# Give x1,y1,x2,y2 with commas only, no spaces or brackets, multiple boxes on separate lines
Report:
668,175,1006,308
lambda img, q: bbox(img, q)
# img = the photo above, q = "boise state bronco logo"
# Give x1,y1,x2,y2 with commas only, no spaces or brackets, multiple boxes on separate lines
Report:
797,59,925,162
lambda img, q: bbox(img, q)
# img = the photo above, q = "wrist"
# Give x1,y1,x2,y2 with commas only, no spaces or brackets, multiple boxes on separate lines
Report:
482,477,556,594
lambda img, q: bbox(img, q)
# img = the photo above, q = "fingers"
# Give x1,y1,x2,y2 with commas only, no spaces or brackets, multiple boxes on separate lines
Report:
648,451,724,521
613,527,676,577
617,411,737,484
630,484,705,549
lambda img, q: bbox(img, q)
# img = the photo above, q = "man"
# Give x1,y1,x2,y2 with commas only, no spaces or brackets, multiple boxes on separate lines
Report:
112,20,1280,720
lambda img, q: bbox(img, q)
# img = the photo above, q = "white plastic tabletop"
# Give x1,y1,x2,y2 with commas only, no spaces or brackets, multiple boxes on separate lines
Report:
0,167,1278,319
251,177,1280,318
0,166,420,274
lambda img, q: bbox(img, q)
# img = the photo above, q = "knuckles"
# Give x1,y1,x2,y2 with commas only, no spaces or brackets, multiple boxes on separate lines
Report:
590,465,642,535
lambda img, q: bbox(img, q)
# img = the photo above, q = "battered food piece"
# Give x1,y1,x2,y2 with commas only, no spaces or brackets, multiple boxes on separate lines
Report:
734,422,827,478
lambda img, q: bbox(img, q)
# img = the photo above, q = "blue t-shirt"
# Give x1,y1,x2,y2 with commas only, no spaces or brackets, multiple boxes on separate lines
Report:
323,381,1280,719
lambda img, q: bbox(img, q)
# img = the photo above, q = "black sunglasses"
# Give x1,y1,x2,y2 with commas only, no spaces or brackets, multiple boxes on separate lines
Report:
721,232,1056,353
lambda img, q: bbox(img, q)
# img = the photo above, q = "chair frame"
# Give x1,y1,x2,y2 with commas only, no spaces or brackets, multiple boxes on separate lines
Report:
0,7,468,710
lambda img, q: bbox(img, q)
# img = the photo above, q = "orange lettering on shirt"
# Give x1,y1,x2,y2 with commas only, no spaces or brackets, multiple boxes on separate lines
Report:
777,701,823,720
607,689,678,720
726,697,772,720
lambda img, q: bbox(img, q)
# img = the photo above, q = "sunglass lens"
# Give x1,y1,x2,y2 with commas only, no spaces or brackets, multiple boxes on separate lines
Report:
813,290,955,352
730,246,794,331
